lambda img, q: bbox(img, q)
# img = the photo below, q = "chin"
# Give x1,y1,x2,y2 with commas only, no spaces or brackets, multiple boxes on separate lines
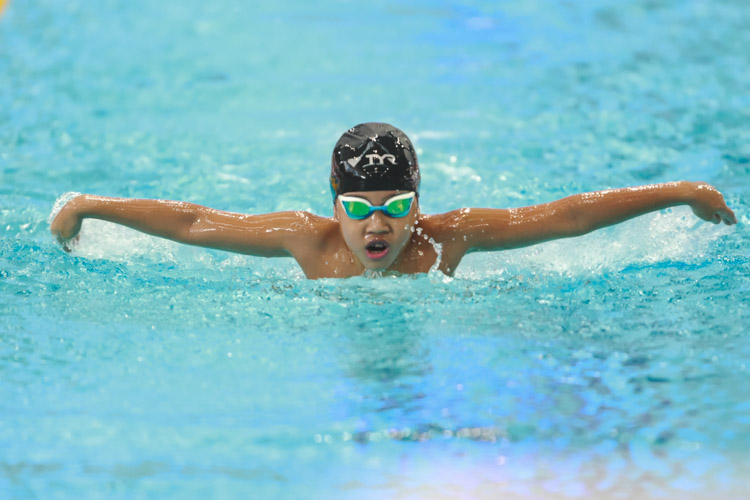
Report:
362,258,394,271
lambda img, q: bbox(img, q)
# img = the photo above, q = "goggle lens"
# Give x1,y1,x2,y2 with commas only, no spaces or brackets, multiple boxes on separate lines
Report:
342,200,371,218
387,197,411,216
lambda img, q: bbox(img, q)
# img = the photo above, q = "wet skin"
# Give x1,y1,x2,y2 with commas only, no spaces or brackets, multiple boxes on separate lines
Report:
51,181,736,279
333,190,419,272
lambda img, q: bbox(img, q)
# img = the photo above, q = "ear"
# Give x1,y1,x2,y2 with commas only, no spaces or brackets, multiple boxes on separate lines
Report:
333,199,340,220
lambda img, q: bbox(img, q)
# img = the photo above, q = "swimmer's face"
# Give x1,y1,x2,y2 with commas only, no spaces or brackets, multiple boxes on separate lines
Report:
334,190,419,271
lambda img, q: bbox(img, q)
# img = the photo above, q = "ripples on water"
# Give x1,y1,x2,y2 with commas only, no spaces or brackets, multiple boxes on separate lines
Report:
4,204,747,498
2,0,750,498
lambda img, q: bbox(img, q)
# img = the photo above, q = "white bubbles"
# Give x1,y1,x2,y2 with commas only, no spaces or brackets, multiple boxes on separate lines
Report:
426,236,444,274
363,269,384,279
48,193,211,265
456,207,733,279
68,218,196,262
48,192,82,224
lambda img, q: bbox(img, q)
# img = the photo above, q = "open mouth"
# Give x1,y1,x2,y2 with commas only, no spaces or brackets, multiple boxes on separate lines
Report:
365,240,390,260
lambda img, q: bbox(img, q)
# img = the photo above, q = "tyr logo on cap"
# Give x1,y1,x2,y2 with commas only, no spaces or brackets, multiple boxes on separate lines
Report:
331,122,421,199
347,151,397,168
363,153,396,167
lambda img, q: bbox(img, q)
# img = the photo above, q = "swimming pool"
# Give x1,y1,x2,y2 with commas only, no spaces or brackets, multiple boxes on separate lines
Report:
2,0,749,498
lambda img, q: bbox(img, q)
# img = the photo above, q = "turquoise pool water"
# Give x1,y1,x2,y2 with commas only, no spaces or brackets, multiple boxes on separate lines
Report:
2,0,749,498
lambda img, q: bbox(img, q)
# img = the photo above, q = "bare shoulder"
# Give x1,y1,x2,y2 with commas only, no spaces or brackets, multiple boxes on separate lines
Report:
412,211,480,272
279,211,338,246
417,208,518,256
278,211,348,255
418,208,512,241
282,212,360,278
417,211,459,238
199,209,338,258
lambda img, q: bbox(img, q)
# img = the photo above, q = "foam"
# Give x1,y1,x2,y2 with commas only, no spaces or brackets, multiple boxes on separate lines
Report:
50,192,208,264
457,207,733,279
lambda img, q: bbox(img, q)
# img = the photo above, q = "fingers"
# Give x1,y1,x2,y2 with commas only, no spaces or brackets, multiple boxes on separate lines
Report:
716,189,737,224
705,210,735,225
55,231,78,252
716,205,737,225
60,234,79,253
727,208,738,225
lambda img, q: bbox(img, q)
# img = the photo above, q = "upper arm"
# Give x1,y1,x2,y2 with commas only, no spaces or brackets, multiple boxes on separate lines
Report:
435,202,581,254
433,183,722,256
186,209,328,257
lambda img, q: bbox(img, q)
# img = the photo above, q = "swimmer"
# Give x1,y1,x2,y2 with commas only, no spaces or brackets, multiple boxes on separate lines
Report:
50,122,737,279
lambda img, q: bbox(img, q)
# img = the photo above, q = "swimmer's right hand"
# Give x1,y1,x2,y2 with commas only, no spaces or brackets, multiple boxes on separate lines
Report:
50,195,85,251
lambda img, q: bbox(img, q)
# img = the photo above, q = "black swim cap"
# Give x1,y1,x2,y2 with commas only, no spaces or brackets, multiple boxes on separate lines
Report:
330,122,420,199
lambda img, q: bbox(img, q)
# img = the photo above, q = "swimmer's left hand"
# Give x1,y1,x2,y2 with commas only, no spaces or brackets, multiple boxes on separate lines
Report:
689,182,737,225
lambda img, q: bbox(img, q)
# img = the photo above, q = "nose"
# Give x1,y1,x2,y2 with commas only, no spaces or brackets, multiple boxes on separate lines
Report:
365,210,390,234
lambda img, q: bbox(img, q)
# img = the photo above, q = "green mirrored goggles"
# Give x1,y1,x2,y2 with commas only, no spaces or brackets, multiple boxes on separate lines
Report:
338,192,416,220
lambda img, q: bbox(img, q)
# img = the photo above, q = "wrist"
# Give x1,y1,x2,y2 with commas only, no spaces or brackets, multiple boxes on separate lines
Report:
67,194,95,218
677,181,703,205
683,181,721,210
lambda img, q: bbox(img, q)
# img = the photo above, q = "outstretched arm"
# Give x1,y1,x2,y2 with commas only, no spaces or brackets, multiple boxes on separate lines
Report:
50,194,323,257
442,181,736,253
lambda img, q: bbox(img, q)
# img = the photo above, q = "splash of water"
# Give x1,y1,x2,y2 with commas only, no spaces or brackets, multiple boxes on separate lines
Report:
427,236,444,274
48,191,81,225
363,269,384,279
457,207,734,279
48,192,207,263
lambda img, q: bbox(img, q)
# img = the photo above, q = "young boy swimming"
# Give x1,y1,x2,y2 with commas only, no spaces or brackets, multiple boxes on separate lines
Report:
50,122,737,279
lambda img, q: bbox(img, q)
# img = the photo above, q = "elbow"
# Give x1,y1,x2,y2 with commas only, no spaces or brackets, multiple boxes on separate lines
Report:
184,216,212,244
557,206,594,238
568,216,592,237
173,207,206,244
